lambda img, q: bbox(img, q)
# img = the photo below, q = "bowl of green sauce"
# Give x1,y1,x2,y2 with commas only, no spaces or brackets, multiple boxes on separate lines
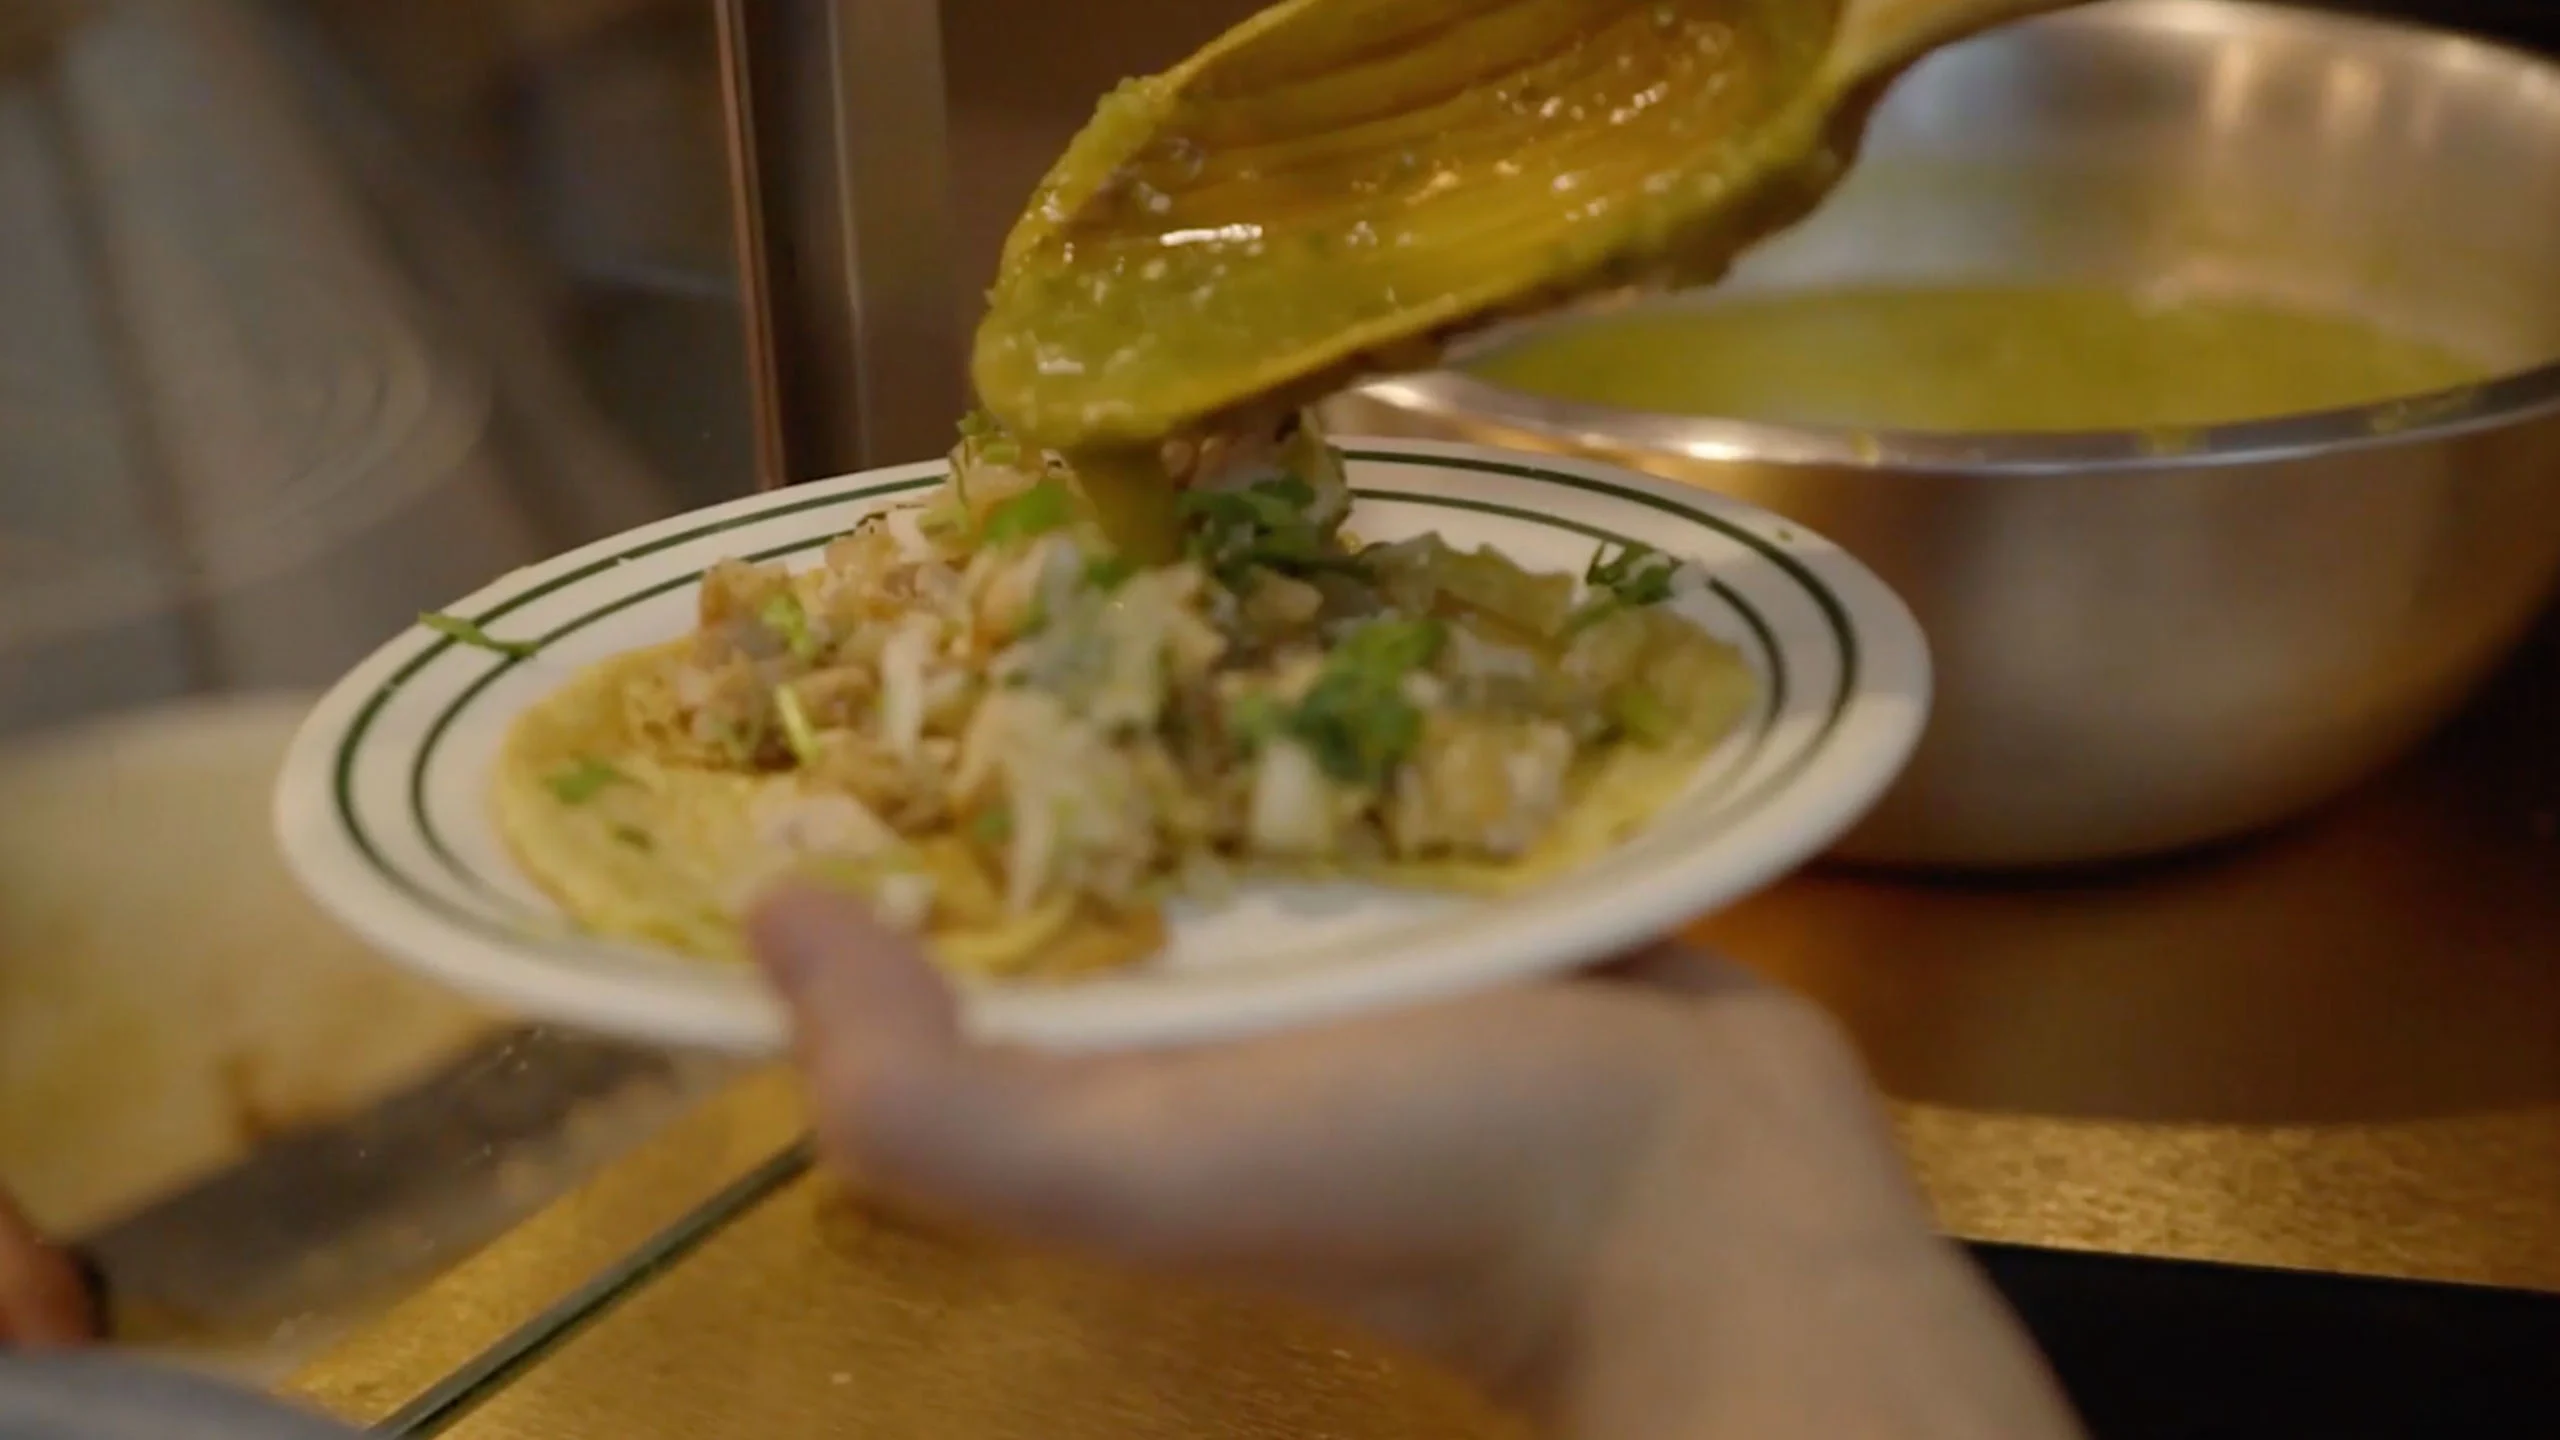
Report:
1462,284,2488,438
1330,0,2560,868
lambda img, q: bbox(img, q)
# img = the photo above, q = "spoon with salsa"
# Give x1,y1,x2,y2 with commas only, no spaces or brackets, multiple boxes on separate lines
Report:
971,0,2085,554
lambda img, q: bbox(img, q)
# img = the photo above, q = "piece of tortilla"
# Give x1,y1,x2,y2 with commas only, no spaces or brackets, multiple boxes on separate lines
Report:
495,638,1749,977
493,645,1162,981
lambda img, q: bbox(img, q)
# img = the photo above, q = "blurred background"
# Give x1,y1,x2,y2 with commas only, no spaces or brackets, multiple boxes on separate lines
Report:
1,0,2556,1385
1,0,2549,732
0,0,1458,1372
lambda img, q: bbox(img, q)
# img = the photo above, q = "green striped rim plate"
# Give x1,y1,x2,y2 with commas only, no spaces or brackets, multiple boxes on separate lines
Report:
272,441,1929,1053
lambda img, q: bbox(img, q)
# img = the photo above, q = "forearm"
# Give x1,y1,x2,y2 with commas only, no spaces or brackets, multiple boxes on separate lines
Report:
1525,1003,2085,1440
1550,1228,2081,1440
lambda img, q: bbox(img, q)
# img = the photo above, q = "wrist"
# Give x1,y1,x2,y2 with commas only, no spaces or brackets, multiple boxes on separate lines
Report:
1517,994,2079,1439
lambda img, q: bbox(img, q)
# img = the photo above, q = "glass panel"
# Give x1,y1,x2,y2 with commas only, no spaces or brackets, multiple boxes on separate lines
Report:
0,0,755,1377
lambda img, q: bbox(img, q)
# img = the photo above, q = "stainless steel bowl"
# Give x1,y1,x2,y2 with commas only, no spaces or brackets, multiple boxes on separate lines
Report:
1329,0,2560,869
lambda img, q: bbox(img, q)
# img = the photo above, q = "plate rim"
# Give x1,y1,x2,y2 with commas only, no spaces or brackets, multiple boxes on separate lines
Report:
273,439,1930,1053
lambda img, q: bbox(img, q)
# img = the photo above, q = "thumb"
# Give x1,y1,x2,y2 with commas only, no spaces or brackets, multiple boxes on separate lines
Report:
748,881,962,1090
744,882,1165,1251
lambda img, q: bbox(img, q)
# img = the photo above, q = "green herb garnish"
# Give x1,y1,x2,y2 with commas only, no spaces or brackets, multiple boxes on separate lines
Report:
918,502,974,546
958,410,1025,467
759,591,823,662
1224,691,1289,745
773,684,820,766
545,756,628,804
1181,476,1312,539
1571,542,1680,631
1180,475,1361,589
1332,613,1447,674
980,478,1075,546
612,824,654,852
1585,542,1677,607
1240,616,1444,787
421,611,538,658
969,805,1013,845
1083,554,1140,592
713,718,762,767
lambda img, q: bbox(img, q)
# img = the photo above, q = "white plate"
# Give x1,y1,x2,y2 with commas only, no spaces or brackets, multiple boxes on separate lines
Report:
273,441,1929,1054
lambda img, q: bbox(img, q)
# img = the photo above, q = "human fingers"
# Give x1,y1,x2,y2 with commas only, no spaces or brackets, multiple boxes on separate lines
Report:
0,1193,93,1347
1589,936,1764,996
751,883,1193,1251
750,883,1680,1265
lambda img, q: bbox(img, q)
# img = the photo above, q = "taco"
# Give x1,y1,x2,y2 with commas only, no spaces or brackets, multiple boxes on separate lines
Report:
487,413,1755,982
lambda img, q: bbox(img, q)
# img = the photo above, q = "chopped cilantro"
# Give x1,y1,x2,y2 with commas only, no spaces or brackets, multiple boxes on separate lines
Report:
958,410,1024,467
1248,474,1317,513
713,718,762,767
980,478,1075,546
969,806,1013,845
1275,425,1351,525
545,756,628,804
1182,475,1317,533
1239,616,1444,787
1585,542,1677,607
1570,542,1679,631
1224,690,1288,744
1084,554,1140,591
1291,682,1423,787
759,591,822,662
1180,475,1361,588
612,823,654,852
421,611,538,658
773,684,820,766
1333,614,1447,674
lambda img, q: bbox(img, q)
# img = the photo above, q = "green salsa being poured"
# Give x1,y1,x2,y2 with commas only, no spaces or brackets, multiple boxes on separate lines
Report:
1462,283,2489,433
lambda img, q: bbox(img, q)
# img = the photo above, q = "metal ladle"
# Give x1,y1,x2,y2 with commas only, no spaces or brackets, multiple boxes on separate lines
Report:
973,0,2084,456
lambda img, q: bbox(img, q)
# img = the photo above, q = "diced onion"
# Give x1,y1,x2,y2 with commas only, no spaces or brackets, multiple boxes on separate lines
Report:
872,871,936,931
1248,740,1337,856
878,619,935,759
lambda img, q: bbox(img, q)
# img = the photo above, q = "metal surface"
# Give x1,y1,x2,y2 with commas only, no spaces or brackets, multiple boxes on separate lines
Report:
718,0,966,486
1330,0,2560,868
1710,608,2560,1290
2,1354,356,1440
72,1029,692,1345
286,1074,1515,1440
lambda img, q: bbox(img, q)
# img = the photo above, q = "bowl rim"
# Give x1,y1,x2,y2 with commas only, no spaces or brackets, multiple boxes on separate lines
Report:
1353,0,2560,478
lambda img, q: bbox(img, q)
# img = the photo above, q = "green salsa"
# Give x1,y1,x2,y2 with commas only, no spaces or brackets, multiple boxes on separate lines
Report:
1463,284,2489,432
972,0,1835,452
